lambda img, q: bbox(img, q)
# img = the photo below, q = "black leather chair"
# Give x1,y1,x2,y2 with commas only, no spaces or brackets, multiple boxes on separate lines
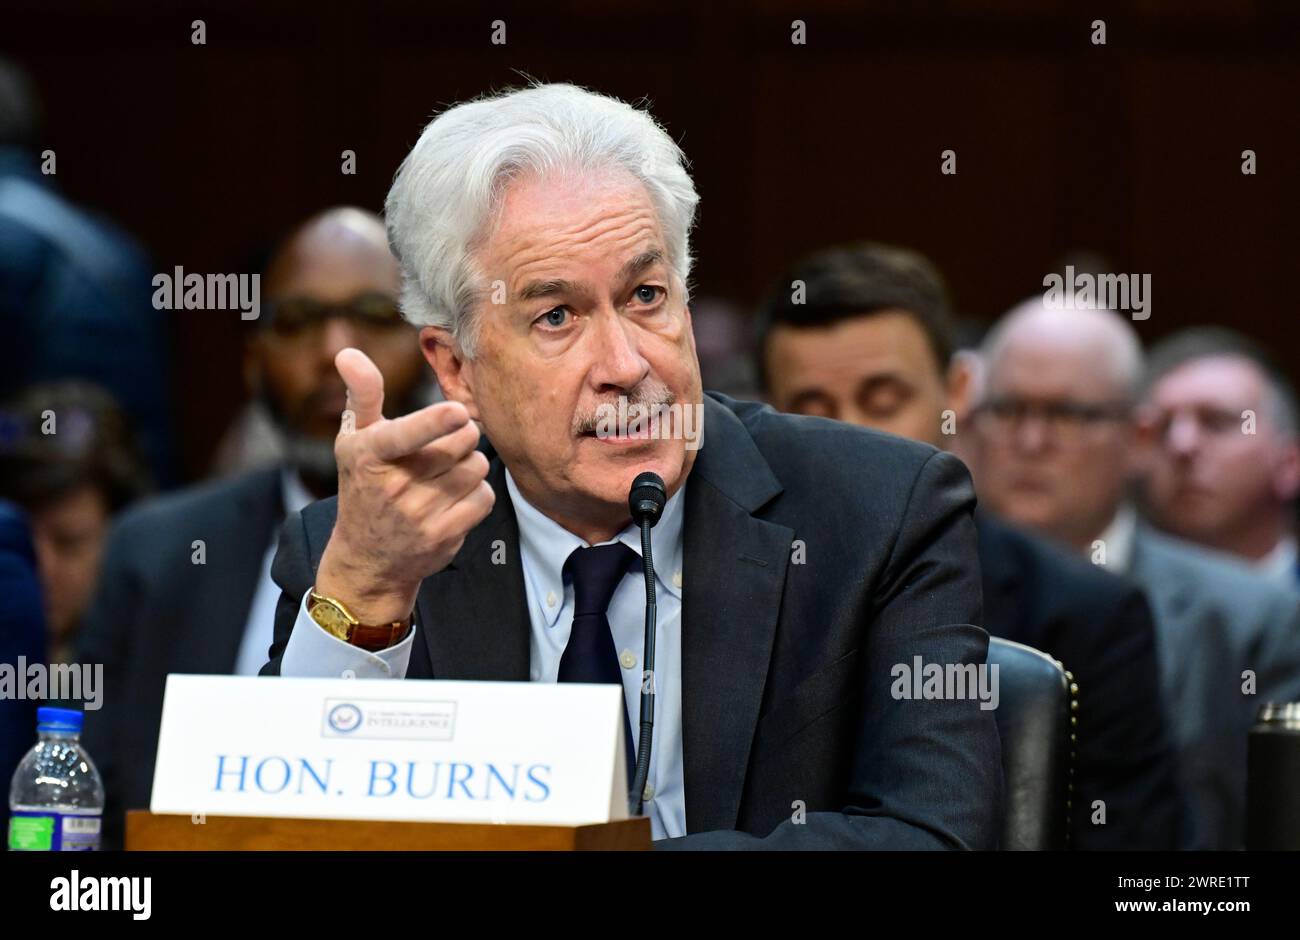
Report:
987,637,1075,850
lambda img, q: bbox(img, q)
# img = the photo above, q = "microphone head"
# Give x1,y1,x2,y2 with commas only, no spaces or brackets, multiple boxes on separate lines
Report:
629,471,667,528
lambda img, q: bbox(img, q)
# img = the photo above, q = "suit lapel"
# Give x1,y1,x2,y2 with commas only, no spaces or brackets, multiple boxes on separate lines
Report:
414,457,531,680
973,514,1019,640
176,467,283,673
413,399,793,832
681,397,791,833
1129,524,1197,619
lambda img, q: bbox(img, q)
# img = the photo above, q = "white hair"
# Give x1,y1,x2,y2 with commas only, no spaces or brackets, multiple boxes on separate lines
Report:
384,82,700,358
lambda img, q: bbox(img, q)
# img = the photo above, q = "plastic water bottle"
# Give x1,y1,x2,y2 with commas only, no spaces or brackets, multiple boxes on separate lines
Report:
8,707,104,851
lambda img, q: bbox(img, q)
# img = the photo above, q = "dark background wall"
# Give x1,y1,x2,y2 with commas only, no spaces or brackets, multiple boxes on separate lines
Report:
4,0,1298,477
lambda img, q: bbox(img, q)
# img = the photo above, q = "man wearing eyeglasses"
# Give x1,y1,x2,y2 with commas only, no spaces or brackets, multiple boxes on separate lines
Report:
756,243,1185,850
75,207,429,847
971,297,1300,849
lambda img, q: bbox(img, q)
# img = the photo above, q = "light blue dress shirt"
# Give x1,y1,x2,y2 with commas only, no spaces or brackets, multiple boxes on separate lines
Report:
279,470,688,840
233,469,314,676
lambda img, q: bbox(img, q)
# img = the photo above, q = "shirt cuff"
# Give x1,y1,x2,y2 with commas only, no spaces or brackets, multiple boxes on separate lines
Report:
279,588,417,678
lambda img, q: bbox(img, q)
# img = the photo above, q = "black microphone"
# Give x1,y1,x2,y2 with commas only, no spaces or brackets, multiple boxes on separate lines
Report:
627,471,666,817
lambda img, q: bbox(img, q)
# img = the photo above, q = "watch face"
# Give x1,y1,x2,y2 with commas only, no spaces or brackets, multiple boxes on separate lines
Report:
311,603,351,639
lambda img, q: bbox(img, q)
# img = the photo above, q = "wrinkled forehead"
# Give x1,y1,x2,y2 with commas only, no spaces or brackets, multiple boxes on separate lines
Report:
475,167,669,289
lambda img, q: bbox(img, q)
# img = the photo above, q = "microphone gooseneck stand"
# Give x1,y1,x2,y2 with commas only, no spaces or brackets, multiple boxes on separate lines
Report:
627,472,666,817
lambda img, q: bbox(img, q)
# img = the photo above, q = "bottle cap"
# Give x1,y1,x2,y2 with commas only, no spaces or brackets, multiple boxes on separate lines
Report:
36,707,84,733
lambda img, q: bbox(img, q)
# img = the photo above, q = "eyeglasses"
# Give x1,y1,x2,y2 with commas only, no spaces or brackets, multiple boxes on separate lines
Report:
261,292,407,342
974,397,1131,443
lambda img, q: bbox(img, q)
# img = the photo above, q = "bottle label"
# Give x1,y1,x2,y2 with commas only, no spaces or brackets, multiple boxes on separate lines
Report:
7,811,102,851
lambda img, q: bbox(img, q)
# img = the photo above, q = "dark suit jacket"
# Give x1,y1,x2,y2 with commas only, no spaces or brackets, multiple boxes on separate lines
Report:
265,394,1004,849
74,466,285,848
0,500,47,836
1128,524,1300,849
976,513,1185,850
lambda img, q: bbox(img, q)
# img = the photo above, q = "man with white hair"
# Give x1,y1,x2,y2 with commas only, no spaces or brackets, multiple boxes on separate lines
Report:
1138,327,1300,586
970,298,1300,849
258,84,1003,849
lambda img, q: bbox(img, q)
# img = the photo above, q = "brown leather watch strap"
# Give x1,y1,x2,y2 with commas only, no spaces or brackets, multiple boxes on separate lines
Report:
349,619,412,652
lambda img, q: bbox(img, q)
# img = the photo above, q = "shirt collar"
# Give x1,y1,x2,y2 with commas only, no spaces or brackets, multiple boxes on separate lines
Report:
1256,534,1298,585
279,468,316,518
1096,502,1138,574
505,468,686,628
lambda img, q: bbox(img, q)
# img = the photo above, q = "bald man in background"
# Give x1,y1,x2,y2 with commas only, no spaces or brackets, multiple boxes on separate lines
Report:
75,207,429,846
970,299,1300,849
755,243,1184,849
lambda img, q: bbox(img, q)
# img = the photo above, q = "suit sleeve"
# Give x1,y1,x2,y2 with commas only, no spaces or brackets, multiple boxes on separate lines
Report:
72,514,147,850
259,511,315,677
658,450,1004,850
1067,585,1187,849
260,509,418,678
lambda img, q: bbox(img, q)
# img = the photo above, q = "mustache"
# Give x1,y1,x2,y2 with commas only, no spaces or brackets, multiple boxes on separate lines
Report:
571,381,676,436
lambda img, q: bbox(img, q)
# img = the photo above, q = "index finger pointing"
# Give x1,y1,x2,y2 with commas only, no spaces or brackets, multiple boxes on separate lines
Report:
368,399,473,461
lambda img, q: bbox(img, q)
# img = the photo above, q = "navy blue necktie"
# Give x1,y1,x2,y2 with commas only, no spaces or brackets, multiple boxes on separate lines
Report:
559,543,637,786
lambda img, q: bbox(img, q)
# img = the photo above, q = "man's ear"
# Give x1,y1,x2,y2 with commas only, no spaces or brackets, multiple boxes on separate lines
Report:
421,326,480,421
945,352,976,422
1272,439,1300,503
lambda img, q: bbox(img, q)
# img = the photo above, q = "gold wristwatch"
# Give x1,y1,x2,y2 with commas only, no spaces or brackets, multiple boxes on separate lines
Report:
307,588,411,652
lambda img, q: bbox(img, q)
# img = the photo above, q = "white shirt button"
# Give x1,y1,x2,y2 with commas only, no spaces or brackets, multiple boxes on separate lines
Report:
620,650,637,669
672,571,683,589
642,783,656,801
545,590,557,608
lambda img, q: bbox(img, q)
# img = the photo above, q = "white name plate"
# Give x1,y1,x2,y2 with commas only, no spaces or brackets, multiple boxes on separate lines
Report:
150,675,628,827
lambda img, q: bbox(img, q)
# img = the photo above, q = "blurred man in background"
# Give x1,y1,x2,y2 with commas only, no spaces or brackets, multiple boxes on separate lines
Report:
0,381,152,663
971,298,1300,849
1138,327,1300,586
0,57,175,485
755,242,1184,849
75,206,429,847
